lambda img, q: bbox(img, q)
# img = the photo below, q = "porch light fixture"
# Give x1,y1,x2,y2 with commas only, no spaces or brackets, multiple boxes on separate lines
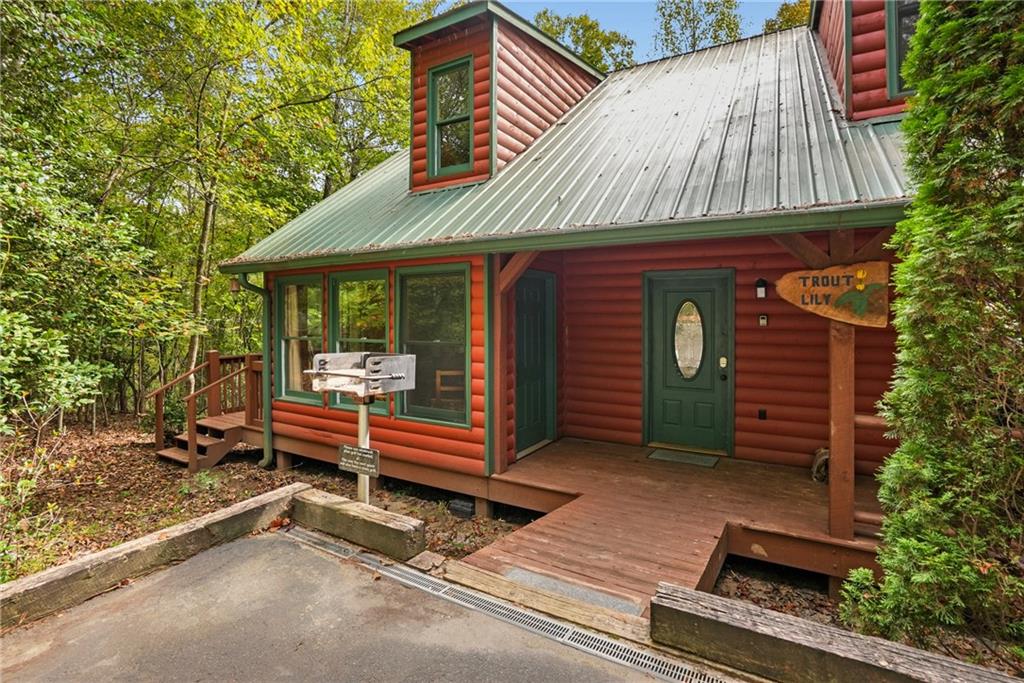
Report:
229,276,241,295
755,278,768,299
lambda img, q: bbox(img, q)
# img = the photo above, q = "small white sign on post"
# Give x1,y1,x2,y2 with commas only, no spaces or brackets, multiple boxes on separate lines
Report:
305,353,415,505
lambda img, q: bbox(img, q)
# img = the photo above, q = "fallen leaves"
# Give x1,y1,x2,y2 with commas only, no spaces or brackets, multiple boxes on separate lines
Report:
11,417,523,582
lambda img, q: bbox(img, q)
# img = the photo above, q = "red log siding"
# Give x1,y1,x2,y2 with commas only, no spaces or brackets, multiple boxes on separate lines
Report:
267,255,486,476
410,18,492,192
556,232,896,475
816,0,846,105
493,19,598,171
849,0,906,120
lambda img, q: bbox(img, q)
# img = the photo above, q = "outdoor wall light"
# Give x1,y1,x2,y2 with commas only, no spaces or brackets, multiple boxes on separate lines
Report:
755,278,768,299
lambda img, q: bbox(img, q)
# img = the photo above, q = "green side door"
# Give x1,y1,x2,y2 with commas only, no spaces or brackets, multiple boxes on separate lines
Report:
647,271,733,453
515,271,556,454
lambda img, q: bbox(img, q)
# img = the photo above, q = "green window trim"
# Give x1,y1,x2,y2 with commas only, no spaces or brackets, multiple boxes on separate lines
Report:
395,262,472,428
427,56,475,179
274,274,325,406
885,0,919,100
327,269,390,415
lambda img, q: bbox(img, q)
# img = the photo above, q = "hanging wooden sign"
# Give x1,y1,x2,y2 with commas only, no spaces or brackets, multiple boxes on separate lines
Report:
775,261,890,327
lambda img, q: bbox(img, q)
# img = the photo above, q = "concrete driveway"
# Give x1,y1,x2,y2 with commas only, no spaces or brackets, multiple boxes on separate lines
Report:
1,533,650,682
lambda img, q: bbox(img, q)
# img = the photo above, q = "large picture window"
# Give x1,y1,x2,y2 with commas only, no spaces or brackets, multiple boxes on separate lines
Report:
329,270,388,412
397,265,469,425
276,276,323,401
427,57,473,177
886,0,920,98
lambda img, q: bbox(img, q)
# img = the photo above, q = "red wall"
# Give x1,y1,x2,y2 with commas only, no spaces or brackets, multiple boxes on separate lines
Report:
493,19,598,171
815,0,909,120
817,0,846,104
555,231,896,475
267,255,487,476
410,17,492,192
849,0,907,120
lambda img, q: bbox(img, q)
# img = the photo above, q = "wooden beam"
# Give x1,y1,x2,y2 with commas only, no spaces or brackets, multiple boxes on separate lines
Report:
828,229,855,264
828,321,856,539
498,250,539,294
853,226,895,261
771,233,830,268
492,256,509,474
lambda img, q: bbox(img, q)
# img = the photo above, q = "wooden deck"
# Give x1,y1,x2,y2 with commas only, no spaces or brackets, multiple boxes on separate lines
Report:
465,439,881,615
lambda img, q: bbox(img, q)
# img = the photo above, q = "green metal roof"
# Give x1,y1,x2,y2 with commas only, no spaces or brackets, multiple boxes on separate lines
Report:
223,27,909,274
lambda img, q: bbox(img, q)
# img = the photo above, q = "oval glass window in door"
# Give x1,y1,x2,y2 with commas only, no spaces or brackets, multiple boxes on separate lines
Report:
674,300,703,379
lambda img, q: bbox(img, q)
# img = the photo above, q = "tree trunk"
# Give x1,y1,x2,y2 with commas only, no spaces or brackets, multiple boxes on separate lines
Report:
186,187,217,393
321,94,345,199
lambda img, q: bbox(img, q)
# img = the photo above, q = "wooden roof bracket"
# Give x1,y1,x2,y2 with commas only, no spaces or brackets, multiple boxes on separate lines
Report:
498,251,540,294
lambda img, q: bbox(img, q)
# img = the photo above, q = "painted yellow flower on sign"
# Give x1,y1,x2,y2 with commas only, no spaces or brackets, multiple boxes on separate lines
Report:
836,269,883,316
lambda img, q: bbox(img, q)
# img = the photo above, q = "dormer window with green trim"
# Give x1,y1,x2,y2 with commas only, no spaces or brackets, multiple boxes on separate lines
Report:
886,0,920,98
428,56,473,177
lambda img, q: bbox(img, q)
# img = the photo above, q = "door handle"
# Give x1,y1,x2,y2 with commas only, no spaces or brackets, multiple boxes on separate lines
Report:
720,373,728,381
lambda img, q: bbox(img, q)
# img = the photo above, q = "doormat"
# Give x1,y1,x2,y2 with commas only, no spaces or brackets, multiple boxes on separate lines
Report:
648,449,719,468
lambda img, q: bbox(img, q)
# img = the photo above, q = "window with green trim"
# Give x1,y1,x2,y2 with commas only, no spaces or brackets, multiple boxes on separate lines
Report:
276,276,323,401
886,0,920,98
329,270,389,413
428,57,473,177
397,266,469,424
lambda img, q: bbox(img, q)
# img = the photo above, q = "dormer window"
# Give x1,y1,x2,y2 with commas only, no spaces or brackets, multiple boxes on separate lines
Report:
428,56,473,177
886,1,920,98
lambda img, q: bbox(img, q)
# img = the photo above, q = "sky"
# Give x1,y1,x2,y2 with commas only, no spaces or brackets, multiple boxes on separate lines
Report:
505,0,785,63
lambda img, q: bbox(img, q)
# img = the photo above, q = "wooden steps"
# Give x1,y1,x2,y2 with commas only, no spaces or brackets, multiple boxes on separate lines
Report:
156,412,245,471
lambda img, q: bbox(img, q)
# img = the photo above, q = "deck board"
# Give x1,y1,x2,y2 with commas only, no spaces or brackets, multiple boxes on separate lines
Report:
465,439,880,614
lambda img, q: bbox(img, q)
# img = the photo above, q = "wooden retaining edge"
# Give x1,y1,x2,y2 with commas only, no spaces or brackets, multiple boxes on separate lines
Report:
1,483,311,629
443,560,651,644
650,582,1015,683
291,489,426,561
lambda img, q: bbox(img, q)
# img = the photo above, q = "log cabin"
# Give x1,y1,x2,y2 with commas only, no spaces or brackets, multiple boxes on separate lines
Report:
155,1,921,607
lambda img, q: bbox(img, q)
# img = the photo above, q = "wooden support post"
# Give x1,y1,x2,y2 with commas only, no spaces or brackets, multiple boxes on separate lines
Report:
474,497,494,519
275,450,292,472
186,396,199,474
492,257,509,475
154,392,164,449
244,354,257,426
206,350,221,417
828,321,856,540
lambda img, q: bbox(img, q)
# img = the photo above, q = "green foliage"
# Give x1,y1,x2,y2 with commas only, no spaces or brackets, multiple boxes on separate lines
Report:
762,0,809,33
1,0,436,421
533,9,636,72
653,0,740,57
0,411,85,582
841,1,1024,669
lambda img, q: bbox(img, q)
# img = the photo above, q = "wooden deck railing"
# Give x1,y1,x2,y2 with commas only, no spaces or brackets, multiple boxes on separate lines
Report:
146,350,261,451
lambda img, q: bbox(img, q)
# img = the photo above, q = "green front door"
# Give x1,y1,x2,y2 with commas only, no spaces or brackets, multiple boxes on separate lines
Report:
515,271,556,454
647,270,733,453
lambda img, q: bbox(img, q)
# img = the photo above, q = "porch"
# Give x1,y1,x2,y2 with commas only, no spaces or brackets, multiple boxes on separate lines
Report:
465,438,882,616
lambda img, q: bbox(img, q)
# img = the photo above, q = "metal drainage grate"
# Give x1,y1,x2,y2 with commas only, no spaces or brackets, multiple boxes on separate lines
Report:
441,585,573,640
287,526,355,557
377,564,448,594
284,528,728,683
566,629,718,683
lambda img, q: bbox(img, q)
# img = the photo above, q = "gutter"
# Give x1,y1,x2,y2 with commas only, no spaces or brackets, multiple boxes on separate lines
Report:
237,273,275,468
219,200,911,275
